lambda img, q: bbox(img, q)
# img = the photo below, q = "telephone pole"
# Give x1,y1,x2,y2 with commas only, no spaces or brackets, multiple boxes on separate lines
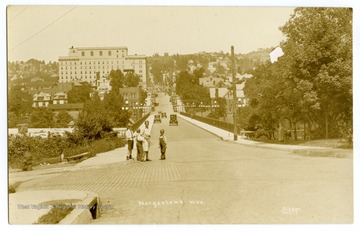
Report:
231,46,238,141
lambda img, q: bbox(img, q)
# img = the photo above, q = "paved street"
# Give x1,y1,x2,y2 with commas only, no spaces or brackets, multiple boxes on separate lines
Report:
16,93,353,224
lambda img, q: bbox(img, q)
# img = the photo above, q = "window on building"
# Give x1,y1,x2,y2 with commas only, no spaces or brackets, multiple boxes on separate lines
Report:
99,51,103,56
108,51,111,56
82,51,85,56
91,51,94,56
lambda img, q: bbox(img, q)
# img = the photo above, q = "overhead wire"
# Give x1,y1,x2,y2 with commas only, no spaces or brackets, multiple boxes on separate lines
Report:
9,6,77,51
8,6,28,24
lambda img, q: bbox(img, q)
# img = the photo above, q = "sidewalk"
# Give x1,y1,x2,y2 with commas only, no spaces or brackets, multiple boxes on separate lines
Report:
177,114,352,158
8,115,156,224
9,115,155,188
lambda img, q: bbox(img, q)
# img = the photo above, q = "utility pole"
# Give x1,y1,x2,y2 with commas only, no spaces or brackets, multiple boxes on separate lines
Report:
231,46,238,141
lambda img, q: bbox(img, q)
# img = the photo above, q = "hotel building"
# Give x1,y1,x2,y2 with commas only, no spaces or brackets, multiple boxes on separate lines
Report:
58,46,147,87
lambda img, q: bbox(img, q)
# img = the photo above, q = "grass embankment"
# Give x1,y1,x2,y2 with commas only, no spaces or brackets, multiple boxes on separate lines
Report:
35,204,74,224
261,138,352,149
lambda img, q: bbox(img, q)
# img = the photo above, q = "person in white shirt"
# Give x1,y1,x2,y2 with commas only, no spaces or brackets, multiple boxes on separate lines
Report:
142,120,151,161
125,123,134,160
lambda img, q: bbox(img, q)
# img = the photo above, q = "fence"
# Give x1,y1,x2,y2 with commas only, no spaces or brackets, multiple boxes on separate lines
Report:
180,112,238,134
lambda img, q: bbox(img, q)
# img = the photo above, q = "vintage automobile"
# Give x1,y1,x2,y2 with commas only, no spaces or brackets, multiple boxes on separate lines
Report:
161,112,167,118
154,114,162,123
169,114,178,126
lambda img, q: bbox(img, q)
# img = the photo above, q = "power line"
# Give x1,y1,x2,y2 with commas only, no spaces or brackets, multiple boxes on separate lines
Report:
9,6,77,51
8,6,28,24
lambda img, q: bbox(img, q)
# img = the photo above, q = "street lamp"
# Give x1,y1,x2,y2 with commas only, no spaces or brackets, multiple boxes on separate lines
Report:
199,102,203,116
122,99,129,110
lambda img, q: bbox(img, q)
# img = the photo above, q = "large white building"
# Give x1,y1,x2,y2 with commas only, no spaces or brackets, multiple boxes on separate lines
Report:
58,46,147,87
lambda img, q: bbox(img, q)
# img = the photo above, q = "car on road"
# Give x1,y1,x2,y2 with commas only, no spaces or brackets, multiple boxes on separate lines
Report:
169,114,178,126
154,115,162,123
161,112,167,118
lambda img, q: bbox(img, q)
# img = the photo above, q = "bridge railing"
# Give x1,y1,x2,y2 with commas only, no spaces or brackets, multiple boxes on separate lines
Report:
180,112,238,134
132,112,151,130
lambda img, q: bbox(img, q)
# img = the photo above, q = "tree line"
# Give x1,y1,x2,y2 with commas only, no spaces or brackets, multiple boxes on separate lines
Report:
242,8,352,143
8,69,146,137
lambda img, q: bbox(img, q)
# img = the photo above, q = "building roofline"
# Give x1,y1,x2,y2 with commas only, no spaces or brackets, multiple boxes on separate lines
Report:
75,47,128,50
126,55,147,59
48,103,84,110
58,57,80,61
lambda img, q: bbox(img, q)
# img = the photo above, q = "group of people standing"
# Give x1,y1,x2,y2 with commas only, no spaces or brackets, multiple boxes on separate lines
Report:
125,120,167,162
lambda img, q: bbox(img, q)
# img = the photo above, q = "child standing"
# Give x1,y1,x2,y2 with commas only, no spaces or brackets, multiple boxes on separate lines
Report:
159,129,167,160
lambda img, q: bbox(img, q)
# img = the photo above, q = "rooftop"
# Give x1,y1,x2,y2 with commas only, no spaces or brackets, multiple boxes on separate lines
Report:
48,103,84,110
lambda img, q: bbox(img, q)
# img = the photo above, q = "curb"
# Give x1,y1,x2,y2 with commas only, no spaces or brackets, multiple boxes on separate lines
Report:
59,191,100,224
178,114,353,158
9,190,101,224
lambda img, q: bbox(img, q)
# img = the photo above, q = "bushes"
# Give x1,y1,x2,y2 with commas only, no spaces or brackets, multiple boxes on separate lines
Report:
8,134,126,169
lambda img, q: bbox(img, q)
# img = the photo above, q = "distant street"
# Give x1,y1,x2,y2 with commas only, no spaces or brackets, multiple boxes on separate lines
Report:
17,92,353,223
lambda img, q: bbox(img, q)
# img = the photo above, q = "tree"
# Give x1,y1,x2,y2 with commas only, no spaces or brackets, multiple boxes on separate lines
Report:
8,85,33,118
176,70,210,106
74,93,113,140
30,108,55,128
149,57,176,84
280,7,352,139
102,91,130,127
243,8,352,141
109,69,125,94
67,83,92,103
55,111,73,128
193,67,205,79
8,111,19,128
124,71,140,87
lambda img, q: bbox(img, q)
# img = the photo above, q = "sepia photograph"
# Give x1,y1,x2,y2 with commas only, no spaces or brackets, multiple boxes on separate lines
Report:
3,0,358,229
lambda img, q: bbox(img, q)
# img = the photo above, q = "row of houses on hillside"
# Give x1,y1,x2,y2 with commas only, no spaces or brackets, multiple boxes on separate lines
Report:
32,92,84,120
198,73,253,122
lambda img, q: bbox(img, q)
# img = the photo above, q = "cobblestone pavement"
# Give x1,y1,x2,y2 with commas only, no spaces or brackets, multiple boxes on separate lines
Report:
16,93,353,224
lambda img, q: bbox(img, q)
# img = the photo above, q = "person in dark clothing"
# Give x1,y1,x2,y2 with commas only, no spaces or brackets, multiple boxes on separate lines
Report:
159,129,167,160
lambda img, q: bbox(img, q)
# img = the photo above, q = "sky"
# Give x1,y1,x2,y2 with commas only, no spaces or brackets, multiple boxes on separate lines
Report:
7,5,296,62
